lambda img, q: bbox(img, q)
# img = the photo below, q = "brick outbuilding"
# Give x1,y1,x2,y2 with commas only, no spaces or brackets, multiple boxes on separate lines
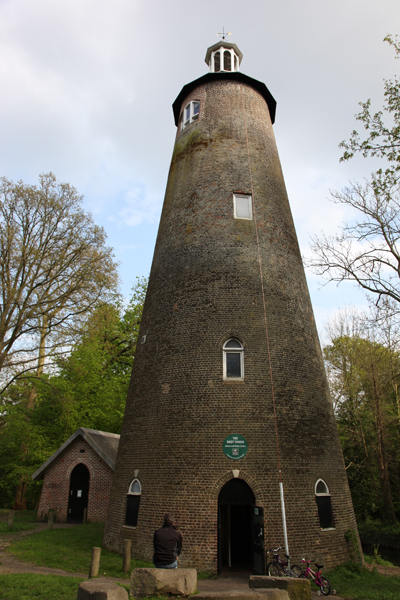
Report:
32,427,119,523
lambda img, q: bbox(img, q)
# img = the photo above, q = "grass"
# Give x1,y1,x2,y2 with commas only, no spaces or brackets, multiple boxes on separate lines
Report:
0,510,38,534
327,561,400,600
0,573,84,600
7,522,152,579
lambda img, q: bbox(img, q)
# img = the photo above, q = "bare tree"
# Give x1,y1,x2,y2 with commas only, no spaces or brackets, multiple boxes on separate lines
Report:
0,173,119,392
309,35,400,316
309,180,400,308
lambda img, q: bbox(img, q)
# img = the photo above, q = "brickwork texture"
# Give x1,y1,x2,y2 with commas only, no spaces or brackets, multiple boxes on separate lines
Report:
103,68,361,573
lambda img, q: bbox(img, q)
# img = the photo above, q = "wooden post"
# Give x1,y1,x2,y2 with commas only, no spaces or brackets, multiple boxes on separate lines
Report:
7,510,15,530
83,507,87,524
48,509,54,530
123,539,132,573
89,547,101,578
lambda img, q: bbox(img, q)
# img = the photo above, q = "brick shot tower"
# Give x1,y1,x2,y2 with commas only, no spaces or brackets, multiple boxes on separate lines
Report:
103,40,360,573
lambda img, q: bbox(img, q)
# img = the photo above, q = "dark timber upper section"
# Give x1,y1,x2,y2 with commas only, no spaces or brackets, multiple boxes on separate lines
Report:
172,72,277,126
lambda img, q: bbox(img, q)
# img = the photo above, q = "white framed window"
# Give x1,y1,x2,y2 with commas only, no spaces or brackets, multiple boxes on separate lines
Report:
223,339,244,381
315,479,335,530
210,47,240,73
233,194,253,220
182,100,200,129
125,478,141,527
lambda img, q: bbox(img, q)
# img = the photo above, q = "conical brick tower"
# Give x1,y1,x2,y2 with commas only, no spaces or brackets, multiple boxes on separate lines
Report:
103,40,360,574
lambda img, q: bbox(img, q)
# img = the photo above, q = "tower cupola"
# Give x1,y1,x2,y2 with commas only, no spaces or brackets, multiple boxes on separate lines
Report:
205,41,243,73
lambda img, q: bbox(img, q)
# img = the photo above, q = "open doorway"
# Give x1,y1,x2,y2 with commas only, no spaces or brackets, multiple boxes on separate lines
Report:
67,463,89,523
218,479,255,573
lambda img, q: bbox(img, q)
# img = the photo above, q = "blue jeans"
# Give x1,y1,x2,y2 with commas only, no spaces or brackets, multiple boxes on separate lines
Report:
154,560,178,569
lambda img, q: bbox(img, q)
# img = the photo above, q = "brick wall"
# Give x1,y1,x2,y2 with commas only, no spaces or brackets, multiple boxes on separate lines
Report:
37,436,114,523
103,76,361,572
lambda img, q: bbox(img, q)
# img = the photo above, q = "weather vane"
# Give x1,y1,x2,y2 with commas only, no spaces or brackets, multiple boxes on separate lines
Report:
217,28,231,41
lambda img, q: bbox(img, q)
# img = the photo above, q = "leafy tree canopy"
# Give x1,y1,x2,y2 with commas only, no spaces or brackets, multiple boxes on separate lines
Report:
0,173,119,392
0,278,147,508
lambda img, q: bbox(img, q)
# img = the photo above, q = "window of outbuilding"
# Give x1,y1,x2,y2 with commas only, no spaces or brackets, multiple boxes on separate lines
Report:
125,478,141,527
223,339,244,380
233,194,253,220
315,479,334,530
182,101,200,129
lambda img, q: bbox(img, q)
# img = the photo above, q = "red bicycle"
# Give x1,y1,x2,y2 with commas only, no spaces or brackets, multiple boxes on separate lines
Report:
299,559,333,596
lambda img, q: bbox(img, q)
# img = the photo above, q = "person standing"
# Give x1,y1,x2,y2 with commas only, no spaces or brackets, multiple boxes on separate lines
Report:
153,513,182,568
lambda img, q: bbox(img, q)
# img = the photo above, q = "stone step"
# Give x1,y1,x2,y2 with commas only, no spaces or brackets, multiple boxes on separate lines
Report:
196,591,289,600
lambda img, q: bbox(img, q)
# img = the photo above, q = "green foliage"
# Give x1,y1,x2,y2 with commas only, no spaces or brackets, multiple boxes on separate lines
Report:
0,278,147,508
364,544,393,567
0,574,85,600
0,173,119,391
358,520,400,549
325,330,400,523
345,529,363,564
327,562,400,600
0,509,38,533
340,35,400,183
8,522,152,578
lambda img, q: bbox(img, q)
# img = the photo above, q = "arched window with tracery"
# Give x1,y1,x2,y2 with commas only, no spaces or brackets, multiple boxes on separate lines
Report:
315,479,334,529
223,339,244,380
125,478,141,527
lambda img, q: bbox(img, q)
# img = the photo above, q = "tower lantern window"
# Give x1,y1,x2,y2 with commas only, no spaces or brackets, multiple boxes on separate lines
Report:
224,50,231,71
210,47,239,73
182,100,200,129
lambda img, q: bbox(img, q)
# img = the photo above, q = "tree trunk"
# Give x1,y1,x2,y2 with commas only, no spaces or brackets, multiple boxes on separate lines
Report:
370,359,397,523
14,315,48,509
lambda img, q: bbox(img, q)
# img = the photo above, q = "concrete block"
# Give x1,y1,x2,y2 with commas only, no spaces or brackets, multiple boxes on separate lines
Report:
249,576,311,600
77,578,128,600
130,567,197,598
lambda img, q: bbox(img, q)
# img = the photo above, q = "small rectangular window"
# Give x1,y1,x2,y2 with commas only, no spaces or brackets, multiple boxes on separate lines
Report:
233,194,253,220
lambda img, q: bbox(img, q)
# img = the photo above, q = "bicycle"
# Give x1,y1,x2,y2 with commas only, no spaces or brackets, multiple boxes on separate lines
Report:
266,547,303,577
299,559,334,596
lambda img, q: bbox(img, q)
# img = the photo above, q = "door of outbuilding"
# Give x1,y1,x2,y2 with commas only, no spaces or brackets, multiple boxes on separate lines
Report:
67,463,90,523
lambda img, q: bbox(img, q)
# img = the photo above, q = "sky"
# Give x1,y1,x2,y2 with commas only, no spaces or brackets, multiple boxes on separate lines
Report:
0,0,399,340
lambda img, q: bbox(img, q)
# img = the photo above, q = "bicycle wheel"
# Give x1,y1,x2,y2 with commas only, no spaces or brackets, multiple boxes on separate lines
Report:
289,564,303,578
267,561,281,577
320,576,331,596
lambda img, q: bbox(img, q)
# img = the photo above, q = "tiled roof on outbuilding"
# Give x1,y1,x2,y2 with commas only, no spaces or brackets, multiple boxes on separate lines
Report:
31,427,120,481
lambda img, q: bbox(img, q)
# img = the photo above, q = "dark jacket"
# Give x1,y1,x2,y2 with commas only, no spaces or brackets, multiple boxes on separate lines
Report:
153,525,183,565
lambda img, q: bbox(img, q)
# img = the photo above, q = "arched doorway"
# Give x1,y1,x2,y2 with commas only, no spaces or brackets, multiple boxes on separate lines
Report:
218,479,255,573
67,463,90,523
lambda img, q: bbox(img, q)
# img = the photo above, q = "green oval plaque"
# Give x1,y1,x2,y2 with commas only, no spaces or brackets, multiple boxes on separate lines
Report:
223,434,248,460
